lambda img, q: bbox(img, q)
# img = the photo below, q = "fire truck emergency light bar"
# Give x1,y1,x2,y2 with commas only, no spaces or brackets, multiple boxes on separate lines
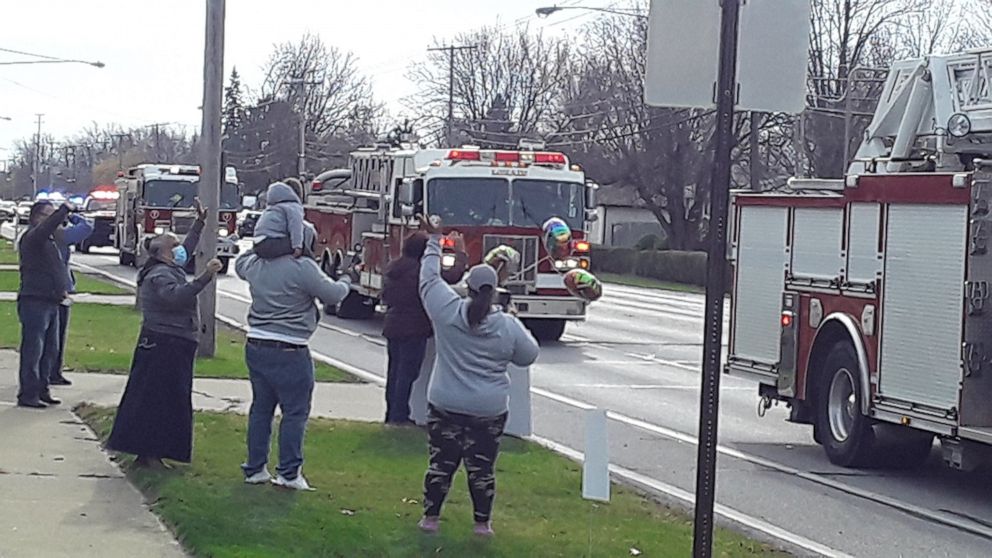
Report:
445,149,568,166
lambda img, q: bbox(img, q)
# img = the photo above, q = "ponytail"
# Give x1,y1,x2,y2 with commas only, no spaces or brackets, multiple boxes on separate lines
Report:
467,285,494,329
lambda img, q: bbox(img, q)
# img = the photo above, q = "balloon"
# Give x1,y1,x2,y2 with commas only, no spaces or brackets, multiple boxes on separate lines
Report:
542,217,572,258
485,245,521,272
564,269,603,302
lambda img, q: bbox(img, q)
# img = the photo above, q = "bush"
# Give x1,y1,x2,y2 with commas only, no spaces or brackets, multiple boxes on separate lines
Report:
591,247,708,286
635,234,667,251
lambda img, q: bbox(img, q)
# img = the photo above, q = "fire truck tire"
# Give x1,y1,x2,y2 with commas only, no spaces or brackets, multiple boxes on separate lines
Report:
78,240,90,254
219,258,230,275
523,319,567,343
119,250,135,267
816,341,877,468
337,292,374,320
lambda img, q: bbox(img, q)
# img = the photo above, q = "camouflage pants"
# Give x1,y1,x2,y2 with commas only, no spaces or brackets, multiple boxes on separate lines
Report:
423,405,507,523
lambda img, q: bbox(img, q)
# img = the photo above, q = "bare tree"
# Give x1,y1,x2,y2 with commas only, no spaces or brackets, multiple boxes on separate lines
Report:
406,25,572,146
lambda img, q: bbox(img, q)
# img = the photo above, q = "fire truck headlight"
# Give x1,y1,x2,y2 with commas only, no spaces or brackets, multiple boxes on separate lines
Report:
566,258,579,269
554,260,567,270
154,226,166,235
948,113,971,138
441,254,456,268
219,229,229,237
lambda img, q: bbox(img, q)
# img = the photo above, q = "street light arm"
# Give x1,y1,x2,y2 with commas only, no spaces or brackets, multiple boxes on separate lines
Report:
535,5,647,19
0,59,104,67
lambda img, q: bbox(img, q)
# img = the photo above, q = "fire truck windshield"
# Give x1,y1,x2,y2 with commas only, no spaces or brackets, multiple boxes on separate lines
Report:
85,199,116,212
427,177,510,226
143,180,240,210
512,179,584,229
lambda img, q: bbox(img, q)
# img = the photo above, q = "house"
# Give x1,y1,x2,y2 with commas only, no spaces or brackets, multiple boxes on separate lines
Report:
589,184,665,248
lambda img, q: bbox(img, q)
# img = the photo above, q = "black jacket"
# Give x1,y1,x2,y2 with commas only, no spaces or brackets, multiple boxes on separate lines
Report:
381,251,467,340
137,219,211,342
18,205,71,303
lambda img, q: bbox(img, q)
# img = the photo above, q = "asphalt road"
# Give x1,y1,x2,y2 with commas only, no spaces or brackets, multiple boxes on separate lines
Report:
42,240,992,557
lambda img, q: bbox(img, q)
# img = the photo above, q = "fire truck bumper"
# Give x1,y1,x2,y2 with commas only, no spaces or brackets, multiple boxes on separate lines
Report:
513,296,586,320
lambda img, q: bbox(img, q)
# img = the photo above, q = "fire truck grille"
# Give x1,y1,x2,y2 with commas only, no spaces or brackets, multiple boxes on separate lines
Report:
482,235,539,285
172,215,196,235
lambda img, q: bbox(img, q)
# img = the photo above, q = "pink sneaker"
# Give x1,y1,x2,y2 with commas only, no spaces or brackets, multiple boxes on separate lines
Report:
473,521,494,537
418,516,440,534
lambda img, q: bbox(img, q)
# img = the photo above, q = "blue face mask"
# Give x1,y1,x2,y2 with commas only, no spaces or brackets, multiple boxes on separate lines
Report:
172,245,188,267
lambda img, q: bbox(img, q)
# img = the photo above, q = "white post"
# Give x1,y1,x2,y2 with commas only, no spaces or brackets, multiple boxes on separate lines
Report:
582,408,610,502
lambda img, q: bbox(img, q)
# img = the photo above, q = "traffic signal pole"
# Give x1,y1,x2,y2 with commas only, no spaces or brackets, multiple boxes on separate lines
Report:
197,0,225,357
692,0,741,556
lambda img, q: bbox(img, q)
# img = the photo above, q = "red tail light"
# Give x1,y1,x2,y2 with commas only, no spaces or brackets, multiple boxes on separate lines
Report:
781,311,794,328
574,240,591,252
447,149,480,161
494,151,519,162
441,237,455,248
535,152,567,164
312,180,323,192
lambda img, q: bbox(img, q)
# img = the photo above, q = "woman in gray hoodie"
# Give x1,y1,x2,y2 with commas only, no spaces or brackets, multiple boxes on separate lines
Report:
417,217,540,537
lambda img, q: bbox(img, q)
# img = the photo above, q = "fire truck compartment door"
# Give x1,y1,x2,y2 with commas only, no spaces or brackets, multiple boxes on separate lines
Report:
879,204,967,412
792,208,844,281
733,206,789,364
846,203,882,284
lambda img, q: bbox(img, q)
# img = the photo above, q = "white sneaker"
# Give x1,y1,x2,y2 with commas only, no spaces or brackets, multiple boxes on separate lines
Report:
271,473,315,491
244,470,272,485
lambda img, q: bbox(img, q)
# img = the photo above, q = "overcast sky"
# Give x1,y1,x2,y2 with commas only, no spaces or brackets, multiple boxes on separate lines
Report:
0,0,592,155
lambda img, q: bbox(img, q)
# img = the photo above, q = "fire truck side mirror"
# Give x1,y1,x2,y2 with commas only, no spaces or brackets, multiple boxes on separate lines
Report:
585,182,599,209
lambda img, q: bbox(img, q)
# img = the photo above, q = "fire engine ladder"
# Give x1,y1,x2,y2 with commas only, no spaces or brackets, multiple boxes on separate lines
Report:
849,49,992,175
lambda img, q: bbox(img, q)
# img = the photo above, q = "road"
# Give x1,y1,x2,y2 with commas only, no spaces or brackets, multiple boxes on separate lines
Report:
17,233,992,557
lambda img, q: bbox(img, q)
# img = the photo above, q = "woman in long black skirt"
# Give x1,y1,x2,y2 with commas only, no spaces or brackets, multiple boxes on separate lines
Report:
107,199,222,468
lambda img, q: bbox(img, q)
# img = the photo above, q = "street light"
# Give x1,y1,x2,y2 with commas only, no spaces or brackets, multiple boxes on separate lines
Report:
535,4,647,19
0,116,10,121
0,59,104,68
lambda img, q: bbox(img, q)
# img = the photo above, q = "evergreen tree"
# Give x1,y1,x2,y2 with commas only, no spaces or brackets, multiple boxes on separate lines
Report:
223,67,247,136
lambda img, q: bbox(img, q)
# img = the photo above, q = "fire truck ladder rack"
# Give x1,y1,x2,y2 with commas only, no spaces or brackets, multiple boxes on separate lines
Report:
850,48,992,176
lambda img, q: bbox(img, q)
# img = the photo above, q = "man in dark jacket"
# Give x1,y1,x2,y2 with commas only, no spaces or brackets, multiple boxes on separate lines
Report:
381,231,466,424
17,201,73,409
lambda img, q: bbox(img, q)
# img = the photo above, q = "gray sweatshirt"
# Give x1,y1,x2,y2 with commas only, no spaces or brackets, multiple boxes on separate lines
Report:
420,236,540,417
254,182,305,250
235,250,351,343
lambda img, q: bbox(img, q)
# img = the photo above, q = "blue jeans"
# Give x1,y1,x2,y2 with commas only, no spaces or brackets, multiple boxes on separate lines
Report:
385,337,427,423
49,304,70,382
242,341,314,480
17,298,60,404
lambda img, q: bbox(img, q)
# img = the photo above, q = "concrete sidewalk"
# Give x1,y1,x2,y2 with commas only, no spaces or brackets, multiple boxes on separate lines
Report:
0,350,386,558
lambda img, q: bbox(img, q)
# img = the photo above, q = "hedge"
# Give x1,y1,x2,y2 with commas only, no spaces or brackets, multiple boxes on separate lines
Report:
591,247,709,287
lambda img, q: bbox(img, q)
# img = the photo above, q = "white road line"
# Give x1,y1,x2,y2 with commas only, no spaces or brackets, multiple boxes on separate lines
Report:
75,259,992,546
530,435,854,558
565,383,753,390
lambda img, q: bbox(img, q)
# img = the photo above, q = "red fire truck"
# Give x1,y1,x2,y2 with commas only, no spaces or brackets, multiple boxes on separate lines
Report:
727,50,992,470
114,164,241,273
305,143,598,341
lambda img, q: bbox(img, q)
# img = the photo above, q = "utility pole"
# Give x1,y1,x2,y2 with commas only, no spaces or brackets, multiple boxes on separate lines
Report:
692,0,741,556
284,76,319,180
427,44,475,146
32,114,43,196
749,111,761,191
197,0,225,358
110,132,130,172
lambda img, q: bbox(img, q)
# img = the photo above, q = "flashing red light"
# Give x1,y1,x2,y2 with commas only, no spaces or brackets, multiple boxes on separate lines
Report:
116,171,125,177
574,240,591,252
781,312,794,328
494,151,519,162
534,152,567,165
447,149,481,161
440,237,455,248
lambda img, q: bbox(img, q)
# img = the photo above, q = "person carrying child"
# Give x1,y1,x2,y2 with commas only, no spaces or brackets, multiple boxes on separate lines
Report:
253,180,305,259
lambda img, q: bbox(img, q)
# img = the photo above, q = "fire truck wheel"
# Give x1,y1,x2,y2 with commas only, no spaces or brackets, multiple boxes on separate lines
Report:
523,319,567,343
119,250,135,267
816,341,877,468
78,240,90,254
219,258,229,275
337,292,374,320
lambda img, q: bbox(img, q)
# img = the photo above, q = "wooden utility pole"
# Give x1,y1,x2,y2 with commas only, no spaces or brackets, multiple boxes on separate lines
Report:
749,111,761,191
197,0,225,357
32,114,43,196
427,44,475,146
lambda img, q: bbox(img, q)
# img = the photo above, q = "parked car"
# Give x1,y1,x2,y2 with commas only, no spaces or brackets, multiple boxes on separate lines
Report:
15,201,33,224
0,200,15,222
237,194,263,238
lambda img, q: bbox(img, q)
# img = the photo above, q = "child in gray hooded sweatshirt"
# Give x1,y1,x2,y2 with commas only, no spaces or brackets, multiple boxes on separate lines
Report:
417,232,540,538
253,181,304,259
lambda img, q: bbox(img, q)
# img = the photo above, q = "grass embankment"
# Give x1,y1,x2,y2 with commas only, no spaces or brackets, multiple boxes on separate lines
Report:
598,272,704,294
0,302,357,382
0,269,129,295
79,406,783,558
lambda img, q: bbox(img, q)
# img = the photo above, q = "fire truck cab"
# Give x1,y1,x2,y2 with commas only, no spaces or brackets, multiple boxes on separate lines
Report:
114,164,240,273
306,143,598,341
728,49,992,470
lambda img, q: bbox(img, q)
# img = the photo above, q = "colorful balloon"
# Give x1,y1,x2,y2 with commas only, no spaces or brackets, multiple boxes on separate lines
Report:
542,217,572,258
485,245,521,272
564,269,603,302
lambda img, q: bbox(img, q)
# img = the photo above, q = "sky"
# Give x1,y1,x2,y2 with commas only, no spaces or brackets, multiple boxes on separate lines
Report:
0,0,596,157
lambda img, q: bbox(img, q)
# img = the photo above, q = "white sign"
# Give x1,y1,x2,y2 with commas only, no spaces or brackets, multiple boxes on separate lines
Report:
645,0,812,114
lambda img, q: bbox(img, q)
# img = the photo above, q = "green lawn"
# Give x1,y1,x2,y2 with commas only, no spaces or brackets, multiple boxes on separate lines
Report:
79,407,783,558
598,272,704,294
0,302,357,382
0,239,16,264
0,270,129,295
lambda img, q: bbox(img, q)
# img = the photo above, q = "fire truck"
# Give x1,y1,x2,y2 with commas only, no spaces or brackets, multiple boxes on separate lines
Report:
75,185,118,253
305,142,598,341
728,50,992,470
114,164,241,273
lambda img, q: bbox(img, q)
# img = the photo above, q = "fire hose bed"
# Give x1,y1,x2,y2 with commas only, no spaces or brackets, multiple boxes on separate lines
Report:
0,302,358,383
78,405,783,558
